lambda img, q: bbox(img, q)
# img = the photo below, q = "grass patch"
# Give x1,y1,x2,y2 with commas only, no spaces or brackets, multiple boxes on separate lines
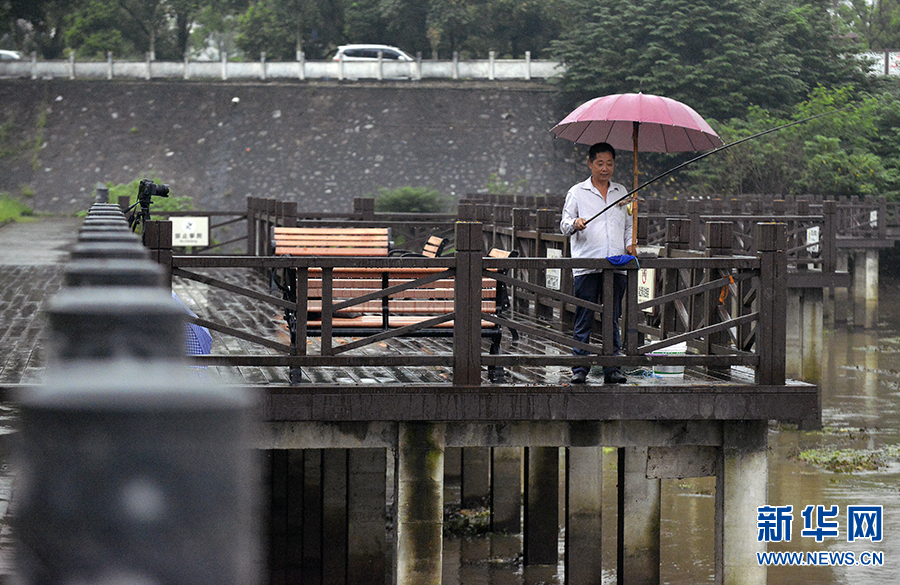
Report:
795,447,893,473
0,194,34,223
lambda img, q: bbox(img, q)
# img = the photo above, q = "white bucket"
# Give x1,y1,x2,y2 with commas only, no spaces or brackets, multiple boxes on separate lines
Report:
650,342,687,378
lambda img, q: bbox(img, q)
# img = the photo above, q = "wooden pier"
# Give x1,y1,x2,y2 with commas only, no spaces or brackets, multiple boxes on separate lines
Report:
89,190,900,583
130,210,816,584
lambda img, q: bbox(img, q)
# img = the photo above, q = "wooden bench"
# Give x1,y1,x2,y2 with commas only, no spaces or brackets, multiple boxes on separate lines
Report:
273,227,391,256
388,235,449,258
270,227,512,383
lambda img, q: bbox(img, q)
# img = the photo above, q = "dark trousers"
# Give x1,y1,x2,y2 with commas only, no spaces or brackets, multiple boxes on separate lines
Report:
572,271,627,376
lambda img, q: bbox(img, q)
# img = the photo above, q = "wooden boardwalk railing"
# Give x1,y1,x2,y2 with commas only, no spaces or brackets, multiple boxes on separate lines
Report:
158,221,791,388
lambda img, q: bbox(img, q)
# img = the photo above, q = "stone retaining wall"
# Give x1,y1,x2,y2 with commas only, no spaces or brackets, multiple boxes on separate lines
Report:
0,79,582,213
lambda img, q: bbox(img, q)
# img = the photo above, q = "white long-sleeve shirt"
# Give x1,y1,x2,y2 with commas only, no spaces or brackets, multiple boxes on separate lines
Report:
560,177,633,277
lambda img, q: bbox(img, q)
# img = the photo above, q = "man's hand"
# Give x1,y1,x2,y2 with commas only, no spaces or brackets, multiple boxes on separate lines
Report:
573,217,586,231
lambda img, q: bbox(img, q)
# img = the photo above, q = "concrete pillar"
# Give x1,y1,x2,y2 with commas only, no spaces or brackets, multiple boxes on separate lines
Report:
303,450,323,585
853,250,879,328
524,447,559,566
322,449,348,585
617,447,660,584
462,447,491,508
491,447,522,534
716,421,768,585
833,252,849,324
397,423,445,585
566,447,603,585
348,449,387,584
785,287,824,385
865,249,879,328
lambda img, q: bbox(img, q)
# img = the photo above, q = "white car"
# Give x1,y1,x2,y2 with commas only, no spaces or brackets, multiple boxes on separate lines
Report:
0,50,21,61
332,45,414,62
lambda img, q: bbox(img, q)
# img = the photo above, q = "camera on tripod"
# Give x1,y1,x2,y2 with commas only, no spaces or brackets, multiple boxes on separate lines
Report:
128,179,170,231
137,179,170,204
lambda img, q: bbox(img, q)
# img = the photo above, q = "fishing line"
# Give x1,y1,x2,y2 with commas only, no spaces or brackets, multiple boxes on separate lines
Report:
583,106,851,225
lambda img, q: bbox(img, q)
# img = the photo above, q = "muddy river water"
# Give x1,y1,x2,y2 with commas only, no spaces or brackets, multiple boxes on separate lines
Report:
442,273,900,584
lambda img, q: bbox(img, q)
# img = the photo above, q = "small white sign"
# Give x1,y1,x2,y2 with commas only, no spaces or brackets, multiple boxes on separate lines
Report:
870,210,878,228
546,248,562,291
806,226,820,254
172,216,209,246
638,268,656,313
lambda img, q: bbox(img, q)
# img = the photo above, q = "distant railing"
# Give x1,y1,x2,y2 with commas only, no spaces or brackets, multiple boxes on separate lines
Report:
0,51,562,82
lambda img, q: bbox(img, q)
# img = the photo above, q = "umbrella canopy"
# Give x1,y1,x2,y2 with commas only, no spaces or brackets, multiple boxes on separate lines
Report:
551,93,722,237
550,92,722,153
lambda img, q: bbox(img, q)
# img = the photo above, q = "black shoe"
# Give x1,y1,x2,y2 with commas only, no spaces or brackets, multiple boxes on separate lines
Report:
604,371,627,384
570,370,587,384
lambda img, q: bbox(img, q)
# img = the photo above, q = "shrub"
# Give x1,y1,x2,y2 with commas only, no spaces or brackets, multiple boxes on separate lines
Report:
374,186,449,213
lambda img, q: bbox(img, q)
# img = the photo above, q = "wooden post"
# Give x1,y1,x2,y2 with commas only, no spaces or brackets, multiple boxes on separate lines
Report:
143,220,173,287
282,200,298,228
707,222,732,374
535,209,555,320
246,196,257,255
353,197,375,221
662,219,690,337
687,199,702,250
454,222,483,386
756,223,786,386
265,198,277,256
513,208,531,315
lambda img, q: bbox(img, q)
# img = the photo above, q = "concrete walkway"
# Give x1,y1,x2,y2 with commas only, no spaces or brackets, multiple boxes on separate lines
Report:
0,217,80,580
0,217,80,385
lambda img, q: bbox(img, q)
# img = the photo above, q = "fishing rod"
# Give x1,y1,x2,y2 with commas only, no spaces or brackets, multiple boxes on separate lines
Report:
583,106,851,225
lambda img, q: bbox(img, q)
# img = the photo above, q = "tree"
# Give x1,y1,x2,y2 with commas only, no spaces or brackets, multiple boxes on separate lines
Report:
839,0,900,50
549,0,872,121
235,0,342,59
6,0,73,58
686,86,900,199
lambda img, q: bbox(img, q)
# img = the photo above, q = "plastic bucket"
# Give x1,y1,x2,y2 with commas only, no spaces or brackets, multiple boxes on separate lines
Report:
650,342,687,378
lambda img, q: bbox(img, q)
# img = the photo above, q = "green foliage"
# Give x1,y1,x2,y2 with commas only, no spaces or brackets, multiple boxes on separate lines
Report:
686,86,900,199
550,0,871,121
837,0,900,50
485,173,527,195
235,0,341,60
0,194,34,223
374,186,449,213
796,447,886,473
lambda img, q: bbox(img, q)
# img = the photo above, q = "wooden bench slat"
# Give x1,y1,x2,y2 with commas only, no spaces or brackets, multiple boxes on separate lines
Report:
276,246,390,257
274,227,390,235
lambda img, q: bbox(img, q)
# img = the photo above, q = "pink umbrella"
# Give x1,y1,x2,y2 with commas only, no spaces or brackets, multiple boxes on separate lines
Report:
551,93,723,236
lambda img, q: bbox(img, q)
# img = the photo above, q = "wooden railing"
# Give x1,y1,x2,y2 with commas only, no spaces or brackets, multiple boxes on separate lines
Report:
160,221,788,387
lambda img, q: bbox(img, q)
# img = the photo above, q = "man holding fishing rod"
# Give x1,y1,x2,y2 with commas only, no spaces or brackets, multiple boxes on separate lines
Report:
560,142,635,385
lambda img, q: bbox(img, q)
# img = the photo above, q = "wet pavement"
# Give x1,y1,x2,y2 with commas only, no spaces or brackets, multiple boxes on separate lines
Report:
0,217,81,579
0,218,79,386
